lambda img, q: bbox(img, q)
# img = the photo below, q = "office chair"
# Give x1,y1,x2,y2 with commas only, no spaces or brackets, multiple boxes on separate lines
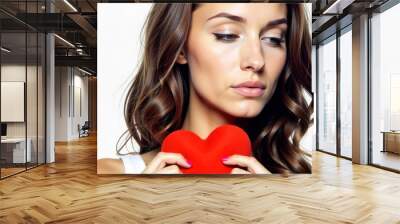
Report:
79,121,90,138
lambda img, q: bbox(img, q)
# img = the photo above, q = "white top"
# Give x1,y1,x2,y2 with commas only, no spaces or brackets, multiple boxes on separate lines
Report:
121,154,146,174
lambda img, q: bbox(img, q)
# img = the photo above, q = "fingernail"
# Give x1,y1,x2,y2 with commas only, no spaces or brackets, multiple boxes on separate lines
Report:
222,157,229,162
187,161,192,167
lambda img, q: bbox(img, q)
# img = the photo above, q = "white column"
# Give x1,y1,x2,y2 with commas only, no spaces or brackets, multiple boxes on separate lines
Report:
46,33,55,163
46,1,55,163
352,14,369,164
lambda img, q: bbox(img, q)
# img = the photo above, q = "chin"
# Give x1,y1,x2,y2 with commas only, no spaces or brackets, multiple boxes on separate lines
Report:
233,111,260,118
225,105,263,118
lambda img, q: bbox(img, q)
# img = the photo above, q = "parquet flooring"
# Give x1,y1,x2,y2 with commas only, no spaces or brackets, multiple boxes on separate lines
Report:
1,167,26,177
1,134,400,223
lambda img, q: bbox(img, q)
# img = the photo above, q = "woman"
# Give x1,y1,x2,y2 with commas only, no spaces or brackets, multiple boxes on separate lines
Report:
98,3,312,175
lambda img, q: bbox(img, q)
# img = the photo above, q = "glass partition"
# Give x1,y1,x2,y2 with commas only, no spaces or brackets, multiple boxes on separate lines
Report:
317,35,337,154
370,3,400,171
0,1,46,179
339,27,352,158
1,30,28,177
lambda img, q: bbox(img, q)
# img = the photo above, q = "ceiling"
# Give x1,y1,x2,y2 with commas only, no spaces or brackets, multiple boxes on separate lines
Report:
0,0,100,74
312,0,391,44
0,0,396,75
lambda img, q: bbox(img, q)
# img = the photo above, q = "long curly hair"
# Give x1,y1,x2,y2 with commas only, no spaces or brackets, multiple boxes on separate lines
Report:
118,3,313,174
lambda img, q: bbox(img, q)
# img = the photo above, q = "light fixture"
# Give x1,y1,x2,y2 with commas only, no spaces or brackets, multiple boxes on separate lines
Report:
322,0,355,15
1,47,11,53
78,67,93,76
63,0,78,12
54,34,75,48
76,48,85,55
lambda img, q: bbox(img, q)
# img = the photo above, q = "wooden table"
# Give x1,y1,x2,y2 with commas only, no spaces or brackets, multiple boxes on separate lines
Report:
381,131,400,154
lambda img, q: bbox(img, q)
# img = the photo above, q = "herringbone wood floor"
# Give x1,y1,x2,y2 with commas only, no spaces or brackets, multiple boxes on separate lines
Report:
1,134,400,223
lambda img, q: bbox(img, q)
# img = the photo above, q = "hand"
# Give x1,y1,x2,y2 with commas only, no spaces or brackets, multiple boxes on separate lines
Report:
222,155,271,174
142,152,191,174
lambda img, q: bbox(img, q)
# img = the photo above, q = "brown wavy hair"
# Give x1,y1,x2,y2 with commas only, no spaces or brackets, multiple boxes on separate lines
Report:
118,3,313,174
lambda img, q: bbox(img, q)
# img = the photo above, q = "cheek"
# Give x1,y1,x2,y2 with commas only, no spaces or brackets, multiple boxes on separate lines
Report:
265,50,286,87
186,35,238,96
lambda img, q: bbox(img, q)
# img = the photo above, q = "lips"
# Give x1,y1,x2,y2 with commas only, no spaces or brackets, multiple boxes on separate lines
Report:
231,81,266,97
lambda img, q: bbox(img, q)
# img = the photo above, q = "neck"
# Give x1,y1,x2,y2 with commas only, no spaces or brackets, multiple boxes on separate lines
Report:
182,86,236,139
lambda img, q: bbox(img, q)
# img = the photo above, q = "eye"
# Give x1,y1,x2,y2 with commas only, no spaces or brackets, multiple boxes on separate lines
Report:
213,33,239,43
262,37,285,47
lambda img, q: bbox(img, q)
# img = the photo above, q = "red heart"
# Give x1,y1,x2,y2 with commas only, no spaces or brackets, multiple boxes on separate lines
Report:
161,124,252,174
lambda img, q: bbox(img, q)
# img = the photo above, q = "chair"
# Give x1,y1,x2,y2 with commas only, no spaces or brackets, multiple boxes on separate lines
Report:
78,121,90,138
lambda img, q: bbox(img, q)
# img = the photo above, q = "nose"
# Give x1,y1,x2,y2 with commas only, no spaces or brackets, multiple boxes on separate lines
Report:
240,38,265,73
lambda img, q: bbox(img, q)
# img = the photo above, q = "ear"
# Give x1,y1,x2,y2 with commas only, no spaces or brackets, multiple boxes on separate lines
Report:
176,51,188,64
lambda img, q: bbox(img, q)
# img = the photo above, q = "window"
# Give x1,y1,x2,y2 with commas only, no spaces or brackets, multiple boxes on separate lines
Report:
317,35,337,154
370,2,400,171
339,27,352,158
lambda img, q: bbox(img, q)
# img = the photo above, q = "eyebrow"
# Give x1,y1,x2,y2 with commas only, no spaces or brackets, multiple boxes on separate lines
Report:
207,12,246,23
207,12,288,33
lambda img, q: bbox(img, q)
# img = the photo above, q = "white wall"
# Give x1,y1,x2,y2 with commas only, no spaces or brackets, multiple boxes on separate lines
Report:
54,66,89,141
55,66,68,141
72,72,89,138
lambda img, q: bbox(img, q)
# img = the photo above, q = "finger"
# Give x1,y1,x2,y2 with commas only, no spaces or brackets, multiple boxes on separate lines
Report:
145,152,190,173
223,155,271,174
156,152,191,170
222,155,255,167
156,165,182,174
231,167,251,174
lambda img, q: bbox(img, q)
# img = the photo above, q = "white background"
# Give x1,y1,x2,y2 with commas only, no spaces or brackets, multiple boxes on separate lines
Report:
98,3,153,159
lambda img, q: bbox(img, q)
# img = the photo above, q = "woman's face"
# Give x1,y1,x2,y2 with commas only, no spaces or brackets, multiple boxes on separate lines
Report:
178,3,288,118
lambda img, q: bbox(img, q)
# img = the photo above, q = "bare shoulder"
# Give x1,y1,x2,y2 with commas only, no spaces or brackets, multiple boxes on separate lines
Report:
97,158,124,174
97,150,158,174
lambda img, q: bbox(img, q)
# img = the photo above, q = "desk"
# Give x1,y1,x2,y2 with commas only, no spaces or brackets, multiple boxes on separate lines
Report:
381,131,400,154
1,138,32,163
